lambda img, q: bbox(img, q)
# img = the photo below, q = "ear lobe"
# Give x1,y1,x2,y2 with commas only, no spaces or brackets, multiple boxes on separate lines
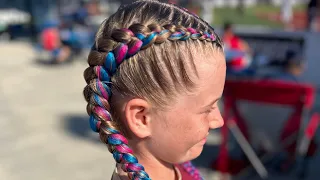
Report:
124,98,152,138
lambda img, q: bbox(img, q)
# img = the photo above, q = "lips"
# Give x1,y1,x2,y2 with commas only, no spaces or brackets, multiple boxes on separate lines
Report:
200,138,207,144
199,133,209,145
200,137,208,145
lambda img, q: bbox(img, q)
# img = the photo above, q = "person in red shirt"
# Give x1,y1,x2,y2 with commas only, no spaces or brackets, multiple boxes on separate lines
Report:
223,22,251,73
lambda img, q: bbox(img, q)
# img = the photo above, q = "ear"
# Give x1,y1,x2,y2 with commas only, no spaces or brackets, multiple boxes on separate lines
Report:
124,98,152,139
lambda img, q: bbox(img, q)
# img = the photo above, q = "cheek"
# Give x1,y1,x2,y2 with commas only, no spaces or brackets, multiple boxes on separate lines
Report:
153,111,212,148
158,113,208,148
147,112,209,163
180,114,210,144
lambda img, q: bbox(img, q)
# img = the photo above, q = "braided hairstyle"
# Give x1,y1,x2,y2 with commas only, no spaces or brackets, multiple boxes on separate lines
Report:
83,1,223,179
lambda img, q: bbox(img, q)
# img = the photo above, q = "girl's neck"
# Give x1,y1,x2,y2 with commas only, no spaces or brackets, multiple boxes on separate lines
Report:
128,141,177,180
134,154,177,180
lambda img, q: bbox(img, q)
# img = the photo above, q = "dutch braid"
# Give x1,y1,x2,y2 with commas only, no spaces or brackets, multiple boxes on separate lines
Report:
86,24,217,68
84,23,216,179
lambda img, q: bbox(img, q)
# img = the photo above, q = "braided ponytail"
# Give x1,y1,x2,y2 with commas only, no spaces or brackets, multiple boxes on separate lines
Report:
83,1,223,180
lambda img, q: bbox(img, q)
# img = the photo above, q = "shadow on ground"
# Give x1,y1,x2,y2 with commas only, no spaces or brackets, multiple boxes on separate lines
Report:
61,114,101,144
33,58,76,67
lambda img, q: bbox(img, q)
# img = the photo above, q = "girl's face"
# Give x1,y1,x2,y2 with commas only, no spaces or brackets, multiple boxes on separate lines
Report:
147,50,226,164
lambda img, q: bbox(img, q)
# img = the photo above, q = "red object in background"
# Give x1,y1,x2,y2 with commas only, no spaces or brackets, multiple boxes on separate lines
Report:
224,35,247,70
212,79,319,176
306,114,319,139
41,28,60,51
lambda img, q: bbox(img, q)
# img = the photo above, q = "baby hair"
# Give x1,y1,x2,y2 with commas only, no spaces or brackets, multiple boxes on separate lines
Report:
83,0,223,179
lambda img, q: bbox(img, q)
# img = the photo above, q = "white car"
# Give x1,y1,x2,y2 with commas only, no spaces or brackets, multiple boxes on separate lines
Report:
0,8,31,26
0,8,31,40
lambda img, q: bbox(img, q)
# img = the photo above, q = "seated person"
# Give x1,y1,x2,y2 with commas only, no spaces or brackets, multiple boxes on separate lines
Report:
263,50,305,82
223,22,252,74
47,0,99,64
307,0,320,31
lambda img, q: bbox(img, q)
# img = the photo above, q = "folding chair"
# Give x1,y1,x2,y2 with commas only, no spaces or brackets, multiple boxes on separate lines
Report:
212,79,319,179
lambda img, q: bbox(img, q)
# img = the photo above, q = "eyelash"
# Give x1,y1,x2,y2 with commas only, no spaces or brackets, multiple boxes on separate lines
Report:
204,107,215,114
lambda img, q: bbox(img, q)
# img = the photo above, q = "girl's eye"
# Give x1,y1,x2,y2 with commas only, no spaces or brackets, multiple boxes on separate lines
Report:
204,107,215,114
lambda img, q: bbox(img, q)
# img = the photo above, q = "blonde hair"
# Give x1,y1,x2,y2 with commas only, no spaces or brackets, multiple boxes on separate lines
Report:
83,0,223,179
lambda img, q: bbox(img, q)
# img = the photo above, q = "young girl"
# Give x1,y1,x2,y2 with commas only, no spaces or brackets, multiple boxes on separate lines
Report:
83,0,226,179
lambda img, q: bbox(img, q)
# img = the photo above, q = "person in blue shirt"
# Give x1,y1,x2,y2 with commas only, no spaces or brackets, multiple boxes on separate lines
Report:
307,0,320,31
46,0,99,64
264,50,305,82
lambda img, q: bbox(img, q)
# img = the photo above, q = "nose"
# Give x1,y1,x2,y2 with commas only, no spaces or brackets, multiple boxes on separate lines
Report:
209,109,224,129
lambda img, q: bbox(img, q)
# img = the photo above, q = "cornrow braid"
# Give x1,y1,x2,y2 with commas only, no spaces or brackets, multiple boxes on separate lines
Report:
86,24,217,69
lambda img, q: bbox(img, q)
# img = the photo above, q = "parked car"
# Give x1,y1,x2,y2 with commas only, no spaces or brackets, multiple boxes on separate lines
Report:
0,8,31,40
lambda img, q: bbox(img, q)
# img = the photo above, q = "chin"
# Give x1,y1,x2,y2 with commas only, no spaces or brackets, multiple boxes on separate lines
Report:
178,146,204,164
190,145,204,159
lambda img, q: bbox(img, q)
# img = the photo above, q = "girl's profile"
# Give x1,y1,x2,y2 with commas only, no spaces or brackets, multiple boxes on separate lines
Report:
83,0,226,179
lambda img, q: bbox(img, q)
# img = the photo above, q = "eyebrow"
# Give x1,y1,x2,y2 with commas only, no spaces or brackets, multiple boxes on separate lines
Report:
202,97,221,109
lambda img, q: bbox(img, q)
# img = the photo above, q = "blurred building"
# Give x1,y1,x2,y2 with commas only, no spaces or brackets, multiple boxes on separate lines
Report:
177,0,307,7
0,0,110,40
0,0,59,28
